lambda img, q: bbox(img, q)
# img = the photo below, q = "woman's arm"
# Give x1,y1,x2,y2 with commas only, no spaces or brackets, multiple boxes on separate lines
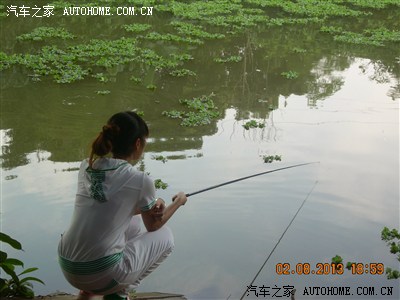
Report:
141,192,187,232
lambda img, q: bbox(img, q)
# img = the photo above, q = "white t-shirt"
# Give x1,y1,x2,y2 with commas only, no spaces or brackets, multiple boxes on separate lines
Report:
58,158,156,262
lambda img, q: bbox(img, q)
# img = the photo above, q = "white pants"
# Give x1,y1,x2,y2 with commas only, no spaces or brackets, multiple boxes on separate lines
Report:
60,216,174,296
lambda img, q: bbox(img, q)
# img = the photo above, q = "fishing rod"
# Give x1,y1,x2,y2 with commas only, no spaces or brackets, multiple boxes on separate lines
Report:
185,162,319,197
239,180,319,300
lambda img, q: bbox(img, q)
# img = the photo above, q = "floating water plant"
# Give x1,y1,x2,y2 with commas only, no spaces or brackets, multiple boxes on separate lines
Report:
92,73,109,83
143,32,203,45
243,120,265,130
152,155,168,163
263,155,282,163
281,71,299,79
122,23,152,33
169,68,197,77
154,179,168,190
146,84,156,91
292,47,307,53
130,76,142,84
16,27,75,41
96,90,111,95
162,94,220,127
214,55,243,63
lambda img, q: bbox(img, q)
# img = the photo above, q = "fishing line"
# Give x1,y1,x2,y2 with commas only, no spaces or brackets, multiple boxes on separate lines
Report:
185,162,319,197
239,180,319,300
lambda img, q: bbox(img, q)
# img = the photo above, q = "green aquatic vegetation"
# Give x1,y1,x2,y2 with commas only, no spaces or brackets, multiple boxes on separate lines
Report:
381,227,400,279
281,71,299,79
263,155,282,163
70,38,140,67
345,0,400,9
0,52,18,71
160,0,266,29
96,90,111,95
169,68,197,77
130,76,142,84
161,0,243,20
179,94,217,111
146,84,157,91
214,55,243,63
154,179,168,190
322,26,400,47
122,23,152,33
169,53,194,62
320,26,344,35
6,38,141,83
143,32,203,45
179,111,218,127
162,94,221,127
339,28,400,47
16,45,88,83
332,227,400,280
92,73,109,83
245,0,367,17
266,17,322,27
162,110,183,119
243,120,265,130
16,27,75,41
331,255,343,266
152,155,168,163
292,47,307,53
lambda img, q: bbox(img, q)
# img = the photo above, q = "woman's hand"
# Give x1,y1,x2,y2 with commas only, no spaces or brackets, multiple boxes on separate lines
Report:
142,193,187,232
172,192,187,206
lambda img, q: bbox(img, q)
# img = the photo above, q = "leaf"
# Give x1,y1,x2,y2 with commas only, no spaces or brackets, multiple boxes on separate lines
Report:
4,258,24,267
19,276,45,285
0,250,7,262
331,255,343,265
1,263,19,283
0,233,22,250
18,267,38,276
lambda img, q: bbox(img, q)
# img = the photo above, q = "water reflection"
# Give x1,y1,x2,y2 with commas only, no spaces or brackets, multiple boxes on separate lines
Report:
1,2,399,298
2,51,398,170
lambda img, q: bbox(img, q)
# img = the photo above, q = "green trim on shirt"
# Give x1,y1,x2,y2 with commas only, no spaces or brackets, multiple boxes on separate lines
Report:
86,162,128,202
141,198,156,212
58,252,123,275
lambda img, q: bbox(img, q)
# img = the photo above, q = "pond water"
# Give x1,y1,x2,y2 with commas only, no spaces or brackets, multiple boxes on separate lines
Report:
1,1,399,299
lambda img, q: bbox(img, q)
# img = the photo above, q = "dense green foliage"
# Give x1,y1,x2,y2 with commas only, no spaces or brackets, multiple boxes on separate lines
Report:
163,94,221,126
1,0,399,85
381,227,400,279
332,227,400,280
0,233,45,298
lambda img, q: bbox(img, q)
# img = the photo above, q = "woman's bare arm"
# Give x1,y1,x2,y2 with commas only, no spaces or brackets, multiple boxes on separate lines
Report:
141,192,187,232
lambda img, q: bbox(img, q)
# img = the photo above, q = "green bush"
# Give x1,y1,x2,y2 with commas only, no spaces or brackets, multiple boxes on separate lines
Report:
0,232,45,298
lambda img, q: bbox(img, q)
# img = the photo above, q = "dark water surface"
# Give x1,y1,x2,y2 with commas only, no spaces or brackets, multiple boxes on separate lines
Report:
1,1,399,299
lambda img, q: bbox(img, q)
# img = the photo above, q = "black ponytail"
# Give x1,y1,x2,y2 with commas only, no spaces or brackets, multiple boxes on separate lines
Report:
89,111,149,167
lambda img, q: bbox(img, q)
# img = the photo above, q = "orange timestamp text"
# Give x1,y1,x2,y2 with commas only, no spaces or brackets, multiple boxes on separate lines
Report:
276,262,385,276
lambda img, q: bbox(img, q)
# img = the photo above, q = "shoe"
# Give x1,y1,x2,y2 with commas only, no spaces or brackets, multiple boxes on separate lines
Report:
103,293,129,300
